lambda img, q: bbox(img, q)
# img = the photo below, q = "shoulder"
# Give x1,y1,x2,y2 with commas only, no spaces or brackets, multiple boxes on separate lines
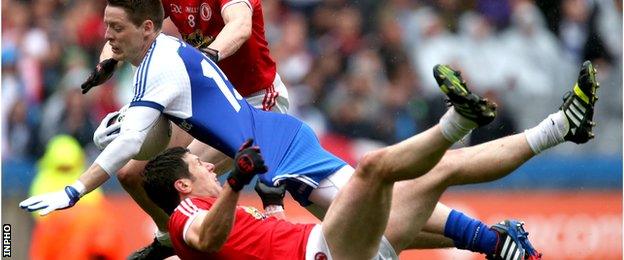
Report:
138,35,188,83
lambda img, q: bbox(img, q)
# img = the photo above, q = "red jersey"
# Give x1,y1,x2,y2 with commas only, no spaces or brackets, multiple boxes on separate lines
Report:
168,197,315,259
162,0,277,97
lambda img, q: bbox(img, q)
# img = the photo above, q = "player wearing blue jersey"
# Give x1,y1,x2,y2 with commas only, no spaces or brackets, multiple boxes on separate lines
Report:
21,1,600,259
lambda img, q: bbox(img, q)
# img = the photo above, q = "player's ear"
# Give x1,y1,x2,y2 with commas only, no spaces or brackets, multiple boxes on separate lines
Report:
142,19,155,35
174,178,192,194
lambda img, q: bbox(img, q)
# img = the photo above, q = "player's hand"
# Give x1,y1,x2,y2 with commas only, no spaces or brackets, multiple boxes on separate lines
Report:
19,186,81,216
227,139,268,192
93,111,121,151
81,58,119,94
200,47,219,63
254,181,286,208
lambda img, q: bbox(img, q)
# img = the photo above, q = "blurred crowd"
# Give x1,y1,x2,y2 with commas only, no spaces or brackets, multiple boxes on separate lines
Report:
2,0,622,166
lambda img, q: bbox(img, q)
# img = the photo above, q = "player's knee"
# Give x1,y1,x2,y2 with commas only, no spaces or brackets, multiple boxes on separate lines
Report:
358,148,391,181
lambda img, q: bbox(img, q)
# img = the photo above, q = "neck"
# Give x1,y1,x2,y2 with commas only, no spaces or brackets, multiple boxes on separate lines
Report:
130,31,160,66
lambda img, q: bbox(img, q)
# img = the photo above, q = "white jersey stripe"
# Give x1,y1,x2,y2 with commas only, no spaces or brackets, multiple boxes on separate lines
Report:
133,59,146,101
184,198,199,212
176,205,193,217
133,41,158,101
181,200,198,215
138,41,158,100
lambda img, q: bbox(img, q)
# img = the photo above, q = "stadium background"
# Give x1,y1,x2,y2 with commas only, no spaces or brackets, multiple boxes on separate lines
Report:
1,0,621,259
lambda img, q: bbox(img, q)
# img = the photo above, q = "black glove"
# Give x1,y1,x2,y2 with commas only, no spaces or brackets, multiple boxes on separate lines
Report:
254,181,286,208
81,58,119,94
200,47,219,63
227,139,268,192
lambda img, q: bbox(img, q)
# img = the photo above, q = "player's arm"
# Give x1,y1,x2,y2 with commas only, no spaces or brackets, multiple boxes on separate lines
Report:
203,2,252,62
19,107,161,215
185,185,240,252
186,140,268,251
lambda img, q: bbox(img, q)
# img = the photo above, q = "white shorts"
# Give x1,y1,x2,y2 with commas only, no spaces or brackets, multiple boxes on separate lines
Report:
305,224,398,260
244,73,289,113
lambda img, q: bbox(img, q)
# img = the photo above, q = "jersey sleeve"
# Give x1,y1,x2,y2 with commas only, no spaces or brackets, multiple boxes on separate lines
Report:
219,0,253,13
94,106,161,175
161,0,171,18
130,42,188,112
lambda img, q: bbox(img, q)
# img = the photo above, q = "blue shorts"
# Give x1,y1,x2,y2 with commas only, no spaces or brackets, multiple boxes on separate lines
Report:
258,123,347,206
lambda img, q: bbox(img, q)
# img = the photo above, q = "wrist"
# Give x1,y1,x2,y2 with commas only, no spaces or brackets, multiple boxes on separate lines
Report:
226,176,244,192
204,47,220,62
71,180,86,197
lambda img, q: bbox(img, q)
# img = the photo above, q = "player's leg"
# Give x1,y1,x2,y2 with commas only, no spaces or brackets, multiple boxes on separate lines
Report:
320,124,456,259
416,60,599,255
387,61,598,259
381,145,544,260
320,64,496,259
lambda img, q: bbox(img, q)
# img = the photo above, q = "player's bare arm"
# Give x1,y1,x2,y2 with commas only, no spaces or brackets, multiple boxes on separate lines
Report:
185,185,240,252
205,2,252,61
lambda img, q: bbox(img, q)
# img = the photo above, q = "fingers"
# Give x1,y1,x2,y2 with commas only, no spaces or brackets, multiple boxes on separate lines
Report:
239,138,254,151
19,196,42,208
102,122,121,136
19,196,48,212
102,111,120,123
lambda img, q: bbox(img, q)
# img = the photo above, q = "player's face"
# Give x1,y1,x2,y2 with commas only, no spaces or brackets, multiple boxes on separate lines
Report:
103,6,148,65
183,153,222,197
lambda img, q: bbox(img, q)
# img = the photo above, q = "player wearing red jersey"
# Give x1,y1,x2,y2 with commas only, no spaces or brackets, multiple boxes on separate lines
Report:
142,96,507,259
80,0,289,258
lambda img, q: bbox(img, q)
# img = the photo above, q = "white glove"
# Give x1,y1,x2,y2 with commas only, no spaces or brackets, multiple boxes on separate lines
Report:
94,111,122,150
19,185,82,216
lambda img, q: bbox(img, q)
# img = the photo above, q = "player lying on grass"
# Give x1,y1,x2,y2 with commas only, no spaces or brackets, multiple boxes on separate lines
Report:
20,0,599,259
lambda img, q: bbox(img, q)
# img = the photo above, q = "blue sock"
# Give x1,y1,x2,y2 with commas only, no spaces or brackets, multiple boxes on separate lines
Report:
444,209,498,254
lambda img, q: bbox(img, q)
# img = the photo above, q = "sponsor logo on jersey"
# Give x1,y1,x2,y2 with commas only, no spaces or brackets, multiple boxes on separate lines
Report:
186,6,198,13
200,3,212,21
240,206,266,220
170,4,182,14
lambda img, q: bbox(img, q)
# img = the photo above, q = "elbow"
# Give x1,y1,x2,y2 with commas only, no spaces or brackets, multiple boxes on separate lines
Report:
197,237,226,253
116,131,145,156
238,19,252,42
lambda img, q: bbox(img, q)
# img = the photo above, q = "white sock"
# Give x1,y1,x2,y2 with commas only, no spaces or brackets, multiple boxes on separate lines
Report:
524,111,568,154
156,230,173,247
439,107,478,143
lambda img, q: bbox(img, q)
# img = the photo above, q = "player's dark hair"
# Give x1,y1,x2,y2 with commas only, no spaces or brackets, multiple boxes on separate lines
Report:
107,0,164,30
142,147,193,215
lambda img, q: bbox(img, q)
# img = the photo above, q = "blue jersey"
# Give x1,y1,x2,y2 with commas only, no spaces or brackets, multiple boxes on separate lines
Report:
129,34,346,204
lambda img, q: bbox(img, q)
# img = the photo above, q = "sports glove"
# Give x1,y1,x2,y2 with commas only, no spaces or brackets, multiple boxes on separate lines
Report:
19,185,82,216
254,181,286,208
200,47,219,63
81,58,119,94
227,139,268,192
93,111,122,151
